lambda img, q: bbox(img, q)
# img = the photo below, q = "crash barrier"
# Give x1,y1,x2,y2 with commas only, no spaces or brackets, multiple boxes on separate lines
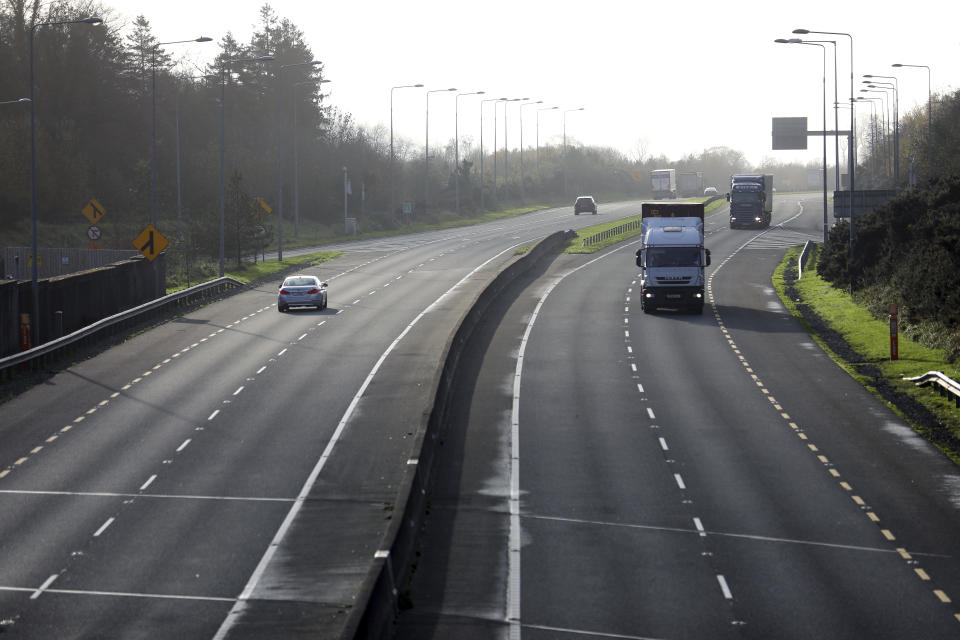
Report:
798,240,816,279
0,277,243,381
581,217,642,247
904,371,960,409
352,229,576,638
580,196,727,248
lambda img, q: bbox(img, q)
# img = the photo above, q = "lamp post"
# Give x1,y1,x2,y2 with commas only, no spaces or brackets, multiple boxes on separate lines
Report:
293,79,330,236
176,74,218,243
519,100,542,198
390,83,422,220
152,37,211,237
536,106,558,182
425,87,456,214
892,63,931,181
865,76,899,185
479,97,502,211
856,96,881,182
492,97,507,190
861,87,891,183
275,60,321,263
775,38,829,244
29,15,102,346
502,98,524,194
563,107,584,198
219,55,274,277
794,28,855,273
455,90,484,212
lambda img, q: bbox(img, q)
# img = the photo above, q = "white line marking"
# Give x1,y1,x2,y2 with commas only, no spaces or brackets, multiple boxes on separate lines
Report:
214,242,525,640
31,574,58,599
93,517,115,537
208,410,220,421
630,363,637,372
2,584,234,602
637,383,644,393
256,366,266,374
659,438,669,451
717,574,733,599
694,517,706,537
674,474,686,490
647,407,656,420
233,386,244,396
277,348,287,356
298,333,308,341
176,439,191,452
0,489,292,503
140,475,157,491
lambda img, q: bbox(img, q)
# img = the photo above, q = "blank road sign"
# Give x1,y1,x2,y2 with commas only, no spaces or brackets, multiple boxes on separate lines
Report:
772,117,808,150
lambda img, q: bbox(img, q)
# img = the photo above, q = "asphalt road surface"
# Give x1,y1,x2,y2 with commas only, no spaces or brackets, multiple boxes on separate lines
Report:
396,195,960,639
0,202,642,638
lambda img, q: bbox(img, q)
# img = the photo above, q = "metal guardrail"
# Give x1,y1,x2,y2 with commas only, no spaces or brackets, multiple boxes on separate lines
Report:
1,277,244,378
581,218,642,247
798,240,816,279
904,371,960,408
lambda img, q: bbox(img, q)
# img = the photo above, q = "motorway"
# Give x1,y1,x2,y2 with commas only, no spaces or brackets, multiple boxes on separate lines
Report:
0,203,639,638
395,194,960,639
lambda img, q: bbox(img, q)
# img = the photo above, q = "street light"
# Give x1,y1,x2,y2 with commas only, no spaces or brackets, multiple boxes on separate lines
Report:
865,76,899,184
519,100,542,197
455,90,484,212
856,96,882,182
29,15,102,346
219,55,274,277
794,27,856,274
536,106,558,181
563,107,584,197
152,37,212,234
425,87,456,214
892,63,931,181
492,97,508,189
176,74,218,243
276,60,322,262
293,79,331,236
502,98,525,193
390,83,422,221
862,85,892,183
775,38,829,243
479,97,503,211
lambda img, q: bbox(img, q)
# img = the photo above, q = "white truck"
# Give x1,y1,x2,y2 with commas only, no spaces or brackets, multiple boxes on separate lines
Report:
650,169,677,199
635,202,711,314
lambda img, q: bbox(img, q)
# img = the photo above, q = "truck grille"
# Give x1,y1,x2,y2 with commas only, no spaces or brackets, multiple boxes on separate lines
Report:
655,276,692,284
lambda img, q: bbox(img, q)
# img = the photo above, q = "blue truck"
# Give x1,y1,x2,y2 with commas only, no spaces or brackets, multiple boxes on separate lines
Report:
727,174,773,228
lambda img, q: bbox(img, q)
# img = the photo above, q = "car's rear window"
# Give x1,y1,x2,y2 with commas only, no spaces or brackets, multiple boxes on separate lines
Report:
284,277,316,287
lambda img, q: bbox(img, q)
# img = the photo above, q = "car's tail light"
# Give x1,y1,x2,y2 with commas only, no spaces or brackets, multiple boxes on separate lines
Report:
279,289,290,295
307,288,319,294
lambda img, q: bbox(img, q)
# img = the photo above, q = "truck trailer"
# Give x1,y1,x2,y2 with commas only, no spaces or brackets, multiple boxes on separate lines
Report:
677,171,704,197
728,174,773,228
635,202,711,314
650,169,677,200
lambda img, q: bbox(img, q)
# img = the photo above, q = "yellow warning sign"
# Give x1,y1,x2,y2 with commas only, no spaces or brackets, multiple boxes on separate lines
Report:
82,198,106,224
255,197,272,214
132,224,169,261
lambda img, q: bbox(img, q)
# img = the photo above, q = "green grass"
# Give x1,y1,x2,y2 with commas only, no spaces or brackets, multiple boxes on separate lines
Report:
565,197,727,254
166,250,341,293
773,245,960,462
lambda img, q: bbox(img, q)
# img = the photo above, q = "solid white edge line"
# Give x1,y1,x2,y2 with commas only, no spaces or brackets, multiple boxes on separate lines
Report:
509,240,642,639
213,242,525,640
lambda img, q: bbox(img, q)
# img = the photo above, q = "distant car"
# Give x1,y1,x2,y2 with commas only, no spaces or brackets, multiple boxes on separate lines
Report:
704,186,718,196
278,275,327,312
574,195,598,215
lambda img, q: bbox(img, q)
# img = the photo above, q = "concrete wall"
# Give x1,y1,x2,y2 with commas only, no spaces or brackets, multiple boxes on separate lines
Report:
1,255,164,356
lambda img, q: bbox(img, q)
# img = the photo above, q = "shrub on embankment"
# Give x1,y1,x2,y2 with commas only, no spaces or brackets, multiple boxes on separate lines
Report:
817,175,960,362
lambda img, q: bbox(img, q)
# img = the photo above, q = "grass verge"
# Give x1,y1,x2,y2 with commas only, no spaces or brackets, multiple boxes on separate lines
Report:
773,244,960,464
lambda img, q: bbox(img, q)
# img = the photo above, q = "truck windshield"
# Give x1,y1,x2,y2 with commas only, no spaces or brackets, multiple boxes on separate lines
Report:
646,247,700,267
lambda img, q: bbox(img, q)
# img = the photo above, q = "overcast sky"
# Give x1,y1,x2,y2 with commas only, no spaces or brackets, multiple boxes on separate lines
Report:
109,0,957,167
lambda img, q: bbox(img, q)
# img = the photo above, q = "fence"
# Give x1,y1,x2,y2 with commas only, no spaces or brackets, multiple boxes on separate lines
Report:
3,247,140,279
581,218,642,247
904,371,960,409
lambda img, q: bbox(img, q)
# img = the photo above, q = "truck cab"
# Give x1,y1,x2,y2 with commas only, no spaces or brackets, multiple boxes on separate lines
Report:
635,202,711,314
